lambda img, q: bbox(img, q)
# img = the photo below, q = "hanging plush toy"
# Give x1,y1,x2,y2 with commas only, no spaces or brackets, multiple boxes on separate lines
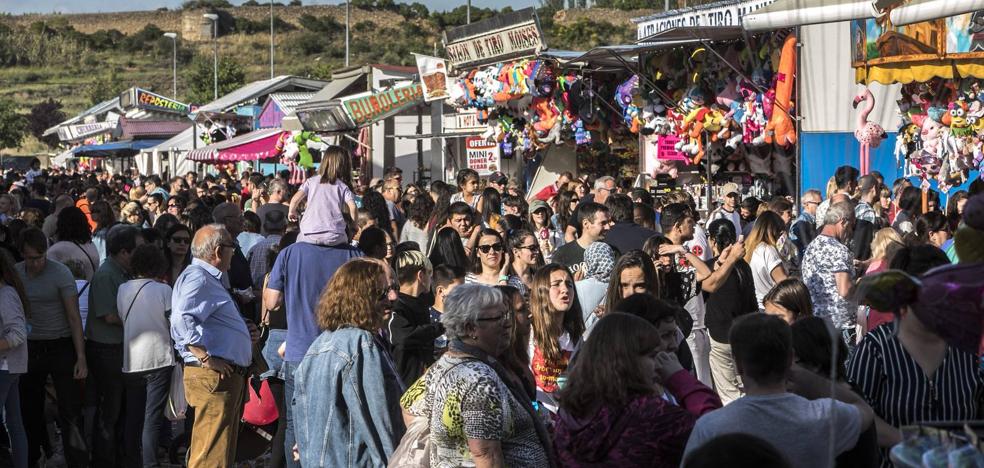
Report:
616,75,643,133
853,88,887,176
737,79,767,145
764,34,797,148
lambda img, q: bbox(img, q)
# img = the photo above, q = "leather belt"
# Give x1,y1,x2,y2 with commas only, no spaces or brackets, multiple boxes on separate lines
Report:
185,360,249,376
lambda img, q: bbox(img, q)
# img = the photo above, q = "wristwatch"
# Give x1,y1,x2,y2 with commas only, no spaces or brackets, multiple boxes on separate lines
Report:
200,353,211,364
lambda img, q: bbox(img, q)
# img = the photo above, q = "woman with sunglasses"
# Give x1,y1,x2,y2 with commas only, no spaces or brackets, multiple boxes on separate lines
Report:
465,229,514,288
552,190,578,246
163,224,193,286
529,263,584,413
507,229,542,297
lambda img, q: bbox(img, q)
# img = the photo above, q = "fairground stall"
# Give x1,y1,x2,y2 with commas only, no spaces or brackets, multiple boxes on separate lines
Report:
851,3,984,208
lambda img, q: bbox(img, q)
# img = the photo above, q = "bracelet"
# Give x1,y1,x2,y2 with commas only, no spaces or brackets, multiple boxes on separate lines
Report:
200,353,211,363
498,275,510,283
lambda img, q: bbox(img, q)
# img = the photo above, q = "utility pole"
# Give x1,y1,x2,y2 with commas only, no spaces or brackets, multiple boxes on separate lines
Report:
163,32,177,98
345,0,350,67
203,13,219,100
467,0,471,24
270,0,275,78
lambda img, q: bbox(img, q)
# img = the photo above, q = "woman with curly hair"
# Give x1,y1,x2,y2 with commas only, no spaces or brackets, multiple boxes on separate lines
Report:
399,190,435,251
46,207,100,281
292,258,405,467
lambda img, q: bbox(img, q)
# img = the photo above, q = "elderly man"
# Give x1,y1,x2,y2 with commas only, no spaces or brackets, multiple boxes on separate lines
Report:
790,189,821,259
256,179,290,230
801,202,857,348
171,224,258,468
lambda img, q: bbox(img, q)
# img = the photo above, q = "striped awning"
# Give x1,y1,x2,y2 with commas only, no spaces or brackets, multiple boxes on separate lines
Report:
185,128,287,163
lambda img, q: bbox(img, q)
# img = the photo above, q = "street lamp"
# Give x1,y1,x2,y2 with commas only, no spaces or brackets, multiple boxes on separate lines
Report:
345,0,350,67
163,32,177,99
270,0,275,78
203,13,219,100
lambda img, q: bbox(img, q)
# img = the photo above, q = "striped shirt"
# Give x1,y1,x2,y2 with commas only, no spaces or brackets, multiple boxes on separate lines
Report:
847,323,984,467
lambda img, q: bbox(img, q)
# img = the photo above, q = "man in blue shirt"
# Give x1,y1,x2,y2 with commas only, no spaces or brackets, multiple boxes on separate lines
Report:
264,239,361,468
171,224,258,468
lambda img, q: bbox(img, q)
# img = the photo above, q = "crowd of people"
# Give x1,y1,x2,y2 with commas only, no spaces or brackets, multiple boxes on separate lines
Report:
0,152,982,468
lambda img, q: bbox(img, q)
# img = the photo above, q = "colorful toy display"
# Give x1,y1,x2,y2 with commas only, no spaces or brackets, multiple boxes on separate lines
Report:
853,88,887,176
895,78,984,191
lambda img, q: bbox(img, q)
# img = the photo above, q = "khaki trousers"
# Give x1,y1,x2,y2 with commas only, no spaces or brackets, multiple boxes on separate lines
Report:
708,337,744,405
184,366,246,468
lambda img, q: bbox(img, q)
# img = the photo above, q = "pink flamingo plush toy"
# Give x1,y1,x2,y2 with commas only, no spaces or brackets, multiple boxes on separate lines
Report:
853,88,887,175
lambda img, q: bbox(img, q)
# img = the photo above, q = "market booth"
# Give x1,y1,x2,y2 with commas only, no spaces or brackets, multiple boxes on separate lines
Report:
849,3,984,203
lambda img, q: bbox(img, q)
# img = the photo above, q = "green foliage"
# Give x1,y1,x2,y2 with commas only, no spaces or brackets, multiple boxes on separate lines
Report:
27,98,65,148
181,0,232,9
592,0,656,8
87,29,126,50
303,62,333,80
298,14,343,34
548,18,636,49
186,55,246,103
85,68,125,107
429,6,504,29
120,24,164,53
353,21,374,33
289,0,302,5
0,99,28,150
242,0,259,5
284,31,331,56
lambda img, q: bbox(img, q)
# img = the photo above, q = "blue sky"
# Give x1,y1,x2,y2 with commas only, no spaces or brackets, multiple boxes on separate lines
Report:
0,0,533,14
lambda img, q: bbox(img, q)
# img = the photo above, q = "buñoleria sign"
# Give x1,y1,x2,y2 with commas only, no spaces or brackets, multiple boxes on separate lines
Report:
342,83,424,127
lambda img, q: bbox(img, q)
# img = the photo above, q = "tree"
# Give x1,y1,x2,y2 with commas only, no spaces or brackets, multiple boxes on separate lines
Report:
187,55,246,104
0,99,27,150
86,68,125,106
27,98,65,149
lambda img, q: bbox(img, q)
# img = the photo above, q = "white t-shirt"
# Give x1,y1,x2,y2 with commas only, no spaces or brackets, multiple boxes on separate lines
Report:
685,393,862,468
117,279,175,373
750,243,783,309
683,225,711,329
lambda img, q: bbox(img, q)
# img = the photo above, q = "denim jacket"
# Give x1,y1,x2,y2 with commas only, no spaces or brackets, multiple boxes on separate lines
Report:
293,326,406,467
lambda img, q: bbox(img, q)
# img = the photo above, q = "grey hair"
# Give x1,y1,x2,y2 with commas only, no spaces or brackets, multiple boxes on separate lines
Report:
594,176,615,190
803,189,822,204
191,224,229,260
823,201,855,226
267,179,288,195
441,283,504,340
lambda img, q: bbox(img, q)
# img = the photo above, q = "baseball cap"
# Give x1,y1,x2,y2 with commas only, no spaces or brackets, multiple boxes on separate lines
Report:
489,172,508,186
720,182,740,200
530,199,550,213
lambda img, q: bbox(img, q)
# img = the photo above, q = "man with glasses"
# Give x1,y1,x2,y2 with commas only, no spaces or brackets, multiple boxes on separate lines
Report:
790,189,822,260
212,203,255,319
381,178,405,236
145,193,164,225
552,202,611,279
171,224,259,468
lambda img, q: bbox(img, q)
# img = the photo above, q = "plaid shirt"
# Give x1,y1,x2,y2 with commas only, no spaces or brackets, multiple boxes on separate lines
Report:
247,234,282,287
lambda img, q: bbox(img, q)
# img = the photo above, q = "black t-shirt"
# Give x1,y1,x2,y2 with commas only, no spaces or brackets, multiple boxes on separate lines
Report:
552,241,586,276
702,257,757,343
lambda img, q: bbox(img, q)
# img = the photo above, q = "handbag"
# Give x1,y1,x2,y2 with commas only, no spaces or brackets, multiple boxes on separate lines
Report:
165,364,187,421
242,377,278,426
387,415,431,468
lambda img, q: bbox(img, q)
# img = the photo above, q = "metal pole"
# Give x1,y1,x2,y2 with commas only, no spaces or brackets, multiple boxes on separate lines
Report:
270,0,275,79
467,0,471,24
171,37,177,98
345,0,350,67
213,20,218,100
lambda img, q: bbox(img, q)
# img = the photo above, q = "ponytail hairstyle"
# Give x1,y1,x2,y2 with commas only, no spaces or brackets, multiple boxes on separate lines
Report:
706,217,738,255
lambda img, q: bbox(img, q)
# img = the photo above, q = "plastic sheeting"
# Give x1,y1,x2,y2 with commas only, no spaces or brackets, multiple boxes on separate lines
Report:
801,21,901,133
889,0,984,26
742,0,877,31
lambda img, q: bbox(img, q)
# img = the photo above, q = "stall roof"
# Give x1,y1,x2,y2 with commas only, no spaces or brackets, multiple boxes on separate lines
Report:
119,118,192,140
266,92,316,115
540,49,639,69
299,73,366,110
742,0,878,31
43,97,122,137
194,75,328,116
636,26,745,44
186,127,286,163
72,139,166,158
889,0,984,26
141,127,195,154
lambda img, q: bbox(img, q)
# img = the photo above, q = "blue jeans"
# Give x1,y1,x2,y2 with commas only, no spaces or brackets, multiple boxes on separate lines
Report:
283,360,300,468
124,366,172,467
0,371,27,468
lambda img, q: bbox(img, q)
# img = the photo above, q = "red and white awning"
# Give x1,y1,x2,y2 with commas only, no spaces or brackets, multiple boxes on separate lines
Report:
186,128,287,163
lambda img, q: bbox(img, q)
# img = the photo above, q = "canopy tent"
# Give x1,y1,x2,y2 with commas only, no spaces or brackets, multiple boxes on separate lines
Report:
51,149,76,167
742,0,878,31
144,127,196,154
194,75,328,116
72,139,166,158
889,0,984,26
186,128,287,163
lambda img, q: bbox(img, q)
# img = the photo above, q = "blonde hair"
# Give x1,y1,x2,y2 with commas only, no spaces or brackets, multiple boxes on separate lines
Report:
395,249,432,285
744,211,785,262
0,194,21,213
870,228,903,261
318,145,353,187
129,187,146,201
825,176,838,199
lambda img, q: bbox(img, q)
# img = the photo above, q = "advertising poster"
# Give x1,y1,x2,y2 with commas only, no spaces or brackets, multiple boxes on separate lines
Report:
414,54,450,102
465,136,500,175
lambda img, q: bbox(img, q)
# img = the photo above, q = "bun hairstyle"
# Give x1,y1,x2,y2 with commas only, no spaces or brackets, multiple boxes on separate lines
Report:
853,263,984,354
955,194,984,263
706,218,737,251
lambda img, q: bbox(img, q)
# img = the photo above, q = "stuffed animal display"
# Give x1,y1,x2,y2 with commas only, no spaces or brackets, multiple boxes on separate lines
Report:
444,30,799,183
895,78,984,190
853,87,887,176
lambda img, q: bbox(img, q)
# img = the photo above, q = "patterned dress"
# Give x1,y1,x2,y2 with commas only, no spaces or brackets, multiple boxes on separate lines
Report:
402,355,549,468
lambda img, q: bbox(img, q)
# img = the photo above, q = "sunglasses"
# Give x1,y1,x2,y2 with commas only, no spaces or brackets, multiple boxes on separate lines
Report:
570,198,580,204
477,243,504,253
515,244,539,252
